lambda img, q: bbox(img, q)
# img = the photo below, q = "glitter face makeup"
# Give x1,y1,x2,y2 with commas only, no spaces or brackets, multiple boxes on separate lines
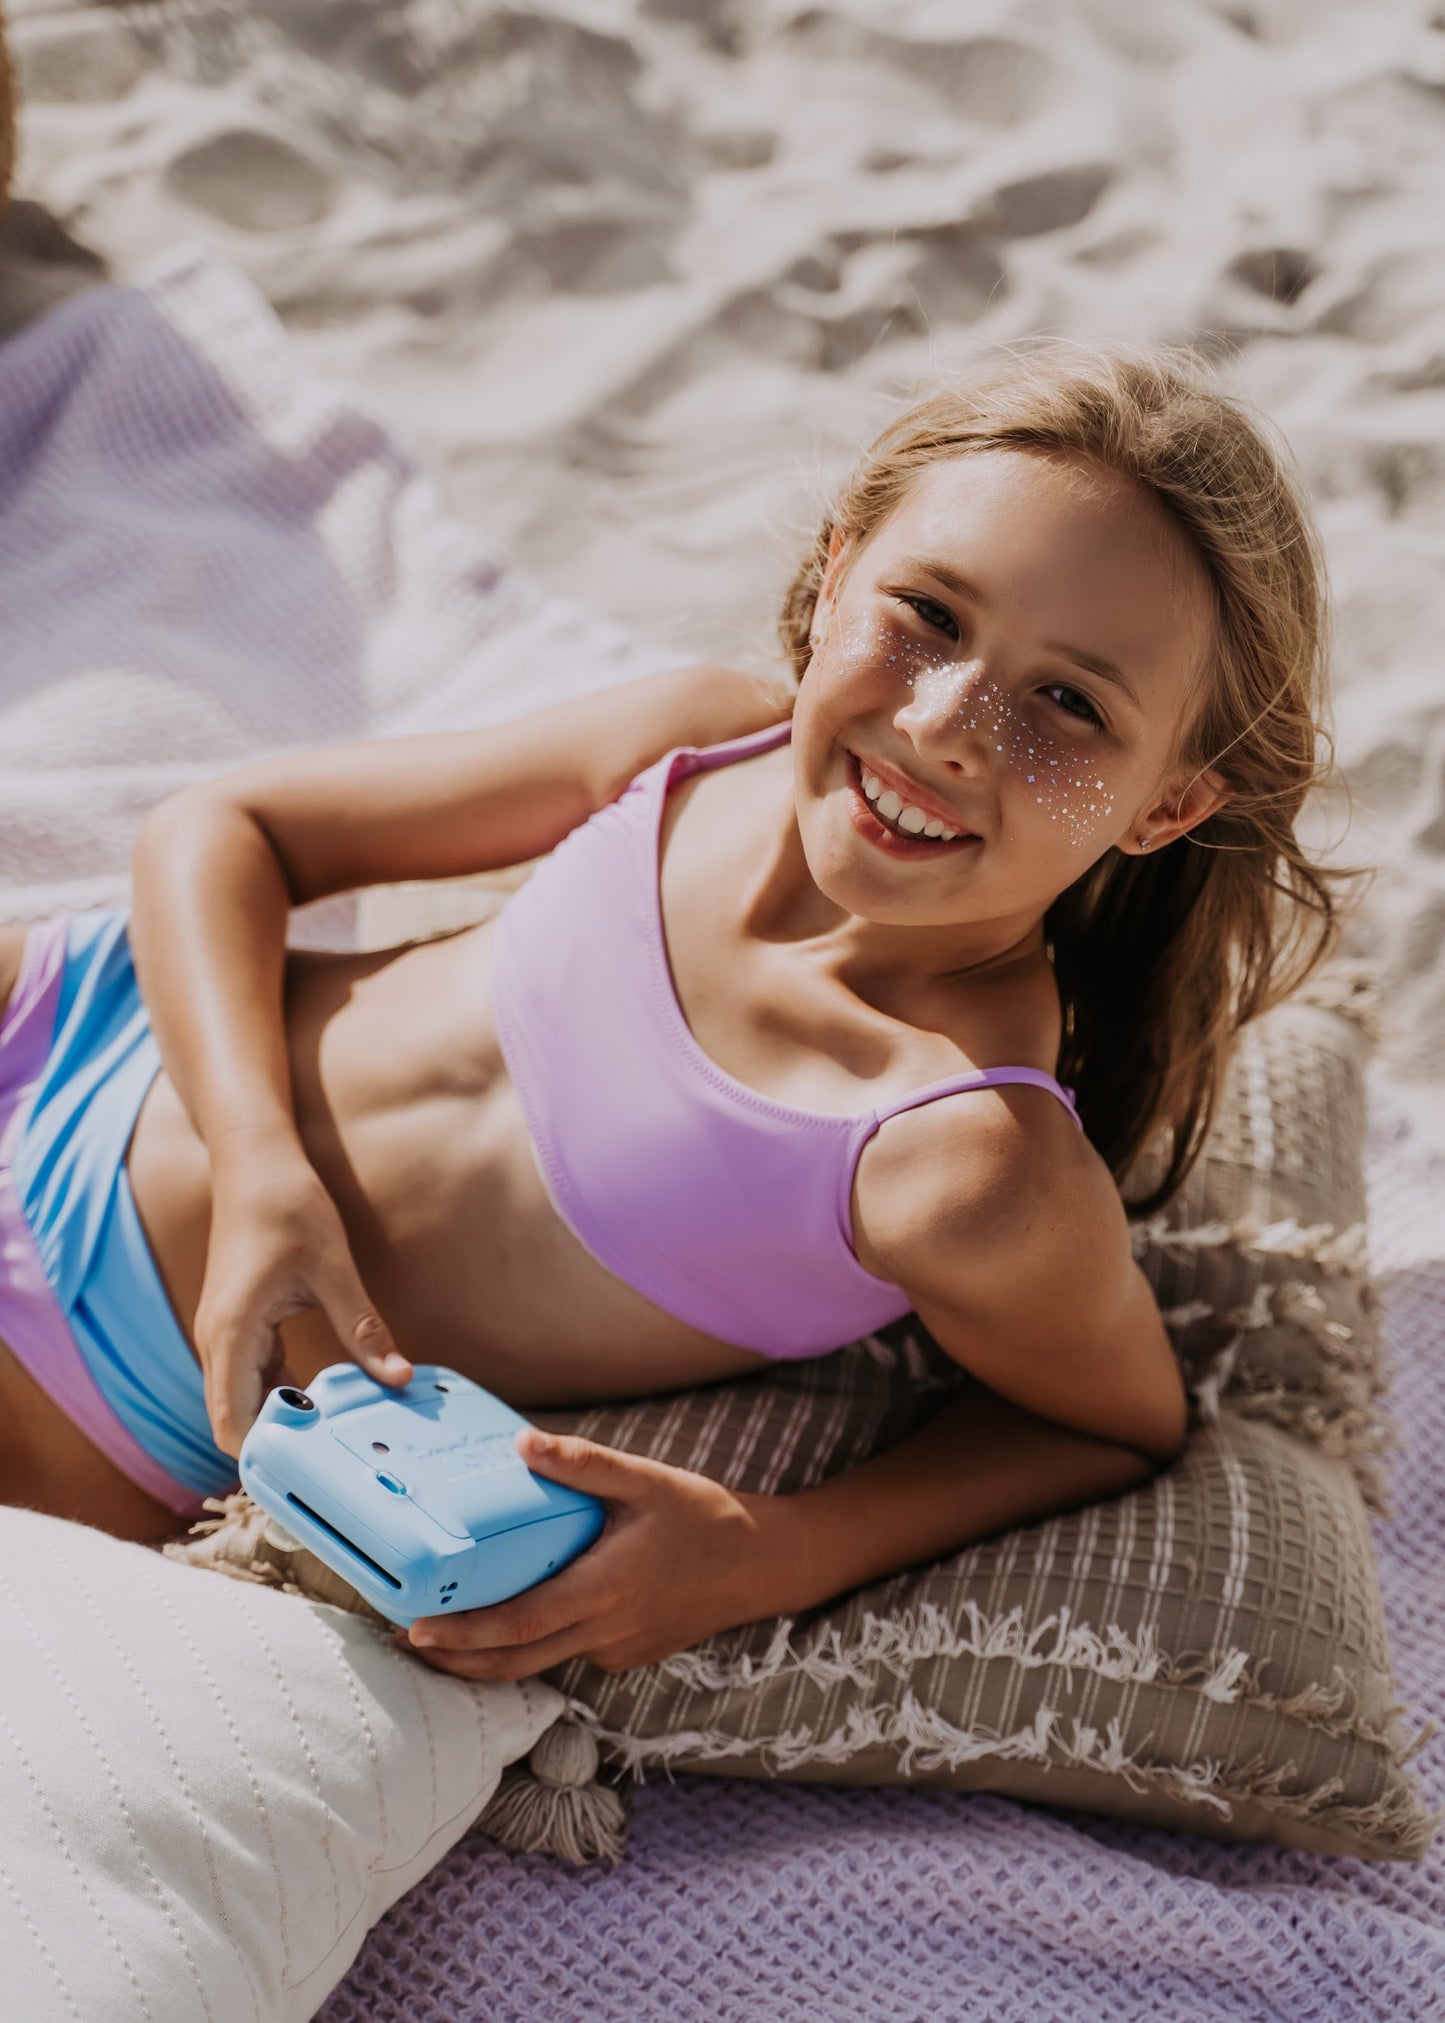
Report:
784,448,1220,952
833,612,1119,855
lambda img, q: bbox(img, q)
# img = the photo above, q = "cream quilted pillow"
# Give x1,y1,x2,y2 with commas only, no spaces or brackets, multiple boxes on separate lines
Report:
0,1506,564,2023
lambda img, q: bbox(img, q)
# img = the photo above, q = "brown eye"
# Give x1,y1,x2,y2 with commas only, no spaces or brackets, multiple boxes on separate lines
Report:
1043,683,1103,729
899,594,959,639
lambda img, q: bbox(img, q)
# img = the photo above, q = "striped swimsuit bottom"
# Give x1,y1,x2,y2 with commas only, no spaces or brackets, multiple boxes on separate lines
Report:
0,909,239,1518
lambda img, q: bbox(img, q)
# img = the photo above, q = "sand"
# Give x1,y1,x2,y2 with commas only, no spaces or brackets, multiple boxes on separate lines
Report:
5,0,1445,1095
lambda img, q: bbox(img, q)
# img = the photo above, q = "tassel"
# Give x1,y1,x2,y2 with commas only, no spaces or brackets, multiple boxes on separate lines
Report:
474,1716,630,1867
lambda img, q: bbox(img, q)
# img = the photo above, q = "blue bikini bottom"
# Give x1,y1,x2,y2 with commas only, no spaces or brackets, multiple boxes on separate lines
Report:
2,907,237,1515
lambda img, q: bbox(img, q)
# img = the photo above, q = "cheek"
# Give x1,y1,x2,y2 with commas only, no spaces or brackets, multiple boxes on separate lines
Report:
809,609,930,695
1005,733,1120,850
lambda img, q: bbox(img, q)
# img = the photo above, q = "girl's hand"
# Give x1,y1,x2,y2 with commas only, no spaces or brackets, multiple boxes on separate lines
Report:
394,1430,779,1680
197,1139,412,1458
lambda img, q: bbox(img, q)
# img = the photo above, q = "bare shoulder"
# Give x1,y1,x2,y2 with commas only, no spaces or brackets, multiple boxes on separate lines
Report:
856,1082,1187,1463
585,662,794,804
855,1077,1120,1303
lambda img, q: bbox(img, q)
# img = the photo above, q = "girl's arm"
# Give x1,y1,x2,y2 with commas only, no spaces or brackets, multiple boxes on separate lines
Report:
399,1114,1184,1680
128,662,788,1453
855,1097,1190,1464
130,661,785,1159
397,1382,1163,1680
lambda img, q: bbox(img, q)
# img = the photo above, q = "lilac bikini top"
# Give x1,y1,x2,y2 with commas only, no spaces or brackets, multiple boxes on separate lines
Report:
490,719,1083,1361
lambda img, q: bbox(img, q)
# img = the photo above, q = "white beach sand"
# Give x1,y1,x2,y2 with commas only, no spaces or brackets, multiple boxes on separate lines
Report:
6,0,1445,1098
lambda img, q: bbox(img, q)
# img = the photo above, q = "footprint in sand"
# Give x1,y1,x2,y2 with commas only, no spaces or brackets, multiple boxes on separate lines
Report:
1226,246,1319,305
641,0,749,59
975,163,1115,239
714,223,1008,376
164,130,336,233
779,19,1061,128
517,207,680,296
1417,804,1445,856
12,13,144,104
919,36,1063,125
1351,737,1426,812
898,225,1008,324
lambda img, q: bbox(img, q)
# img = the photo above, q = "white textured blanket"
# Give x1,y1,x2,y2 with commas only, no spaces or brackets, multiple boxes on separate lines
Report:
0,245,668,938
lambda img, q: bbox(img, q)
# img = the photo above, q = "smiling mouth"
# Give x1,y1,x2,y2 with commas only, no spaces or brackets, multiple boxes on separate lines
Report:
843,751,980,855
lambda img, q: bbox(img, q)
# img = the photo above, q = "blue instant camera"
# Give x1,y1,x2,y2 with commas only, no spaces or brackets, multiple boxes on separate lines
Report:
238,1363,606,1629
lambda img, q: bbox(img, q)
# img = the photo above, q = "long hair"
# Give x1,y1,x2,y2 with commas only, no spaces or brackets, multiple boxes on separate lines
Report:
778,343,1371,1214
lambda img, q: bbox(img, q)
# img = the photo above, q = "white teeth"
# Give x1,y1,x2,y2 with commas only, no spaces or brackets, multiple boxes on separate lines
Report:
857,758,967,843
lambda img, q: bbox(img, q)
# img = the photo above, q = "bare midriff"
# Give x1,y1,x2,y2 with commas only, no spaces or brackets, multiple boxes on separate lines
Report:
122,914,770,1411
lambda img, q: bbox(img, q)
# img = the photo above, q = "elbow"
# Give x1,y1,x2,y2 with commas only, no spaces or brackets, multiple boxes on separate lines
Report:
133,787,300,906
1126,1418,1190,1473
135,781,225,844
133,785,212,878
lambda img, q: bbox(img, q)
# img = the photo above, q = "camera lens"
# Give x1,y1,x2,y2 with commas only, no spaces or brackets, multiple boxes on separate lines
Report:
278,1387,316,1412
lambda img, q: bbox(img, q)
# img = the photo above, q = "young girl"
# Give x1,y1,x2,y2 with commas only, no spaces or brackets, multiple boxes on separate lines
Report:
0,344,1355,1684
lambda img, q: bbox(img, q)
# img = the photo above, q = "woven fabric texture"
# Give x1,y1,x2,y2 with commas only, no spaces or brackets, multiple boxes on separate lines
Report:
1125,980,1389,1512
312,1067,1443,2019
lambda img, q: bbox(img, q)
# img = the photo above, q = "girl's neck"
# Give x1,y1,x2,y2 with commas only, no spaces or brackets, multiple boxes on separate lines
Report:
733,748,1051,1002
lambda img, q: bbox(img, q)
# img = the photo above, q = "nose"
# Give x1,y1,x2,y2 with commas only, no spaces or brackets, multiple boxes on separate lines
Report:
893,657,1003,773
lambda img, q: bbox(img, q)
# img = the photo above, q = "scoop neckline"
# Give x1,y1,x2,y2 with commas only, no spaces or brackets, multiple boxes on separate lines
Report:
646,729,865,1129
644,729,1077,1137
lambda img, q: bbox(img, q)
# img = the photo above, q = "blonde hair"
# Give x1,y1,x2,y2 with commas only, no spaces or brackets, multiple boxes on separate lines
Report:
779,342,1371,1214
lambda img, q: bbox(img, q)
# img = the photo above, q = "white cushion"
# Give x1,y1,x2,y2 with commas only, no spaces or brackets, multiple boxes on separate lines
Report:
0,1507,565,2022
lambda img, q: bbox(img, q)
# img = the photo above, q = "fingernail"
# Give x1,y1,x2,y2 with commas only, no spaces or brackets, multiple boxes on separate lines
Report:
382,1354,410,1380
526,1431,552,1455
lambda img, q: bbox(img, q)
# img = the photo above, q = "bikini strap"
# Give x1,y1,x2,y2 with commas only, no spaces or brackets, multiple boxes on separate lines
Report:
669,718,793,781
874,1067,1083,1131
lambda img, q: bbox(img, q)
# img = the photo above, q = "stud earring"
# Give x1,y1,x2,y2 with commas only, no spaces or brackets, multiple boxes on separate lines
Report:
1138,836,1151,851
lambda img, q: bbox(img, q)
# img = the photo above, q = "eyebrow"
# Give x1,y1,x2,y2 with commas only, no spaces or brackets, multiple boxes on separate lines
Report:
900,558,1144,711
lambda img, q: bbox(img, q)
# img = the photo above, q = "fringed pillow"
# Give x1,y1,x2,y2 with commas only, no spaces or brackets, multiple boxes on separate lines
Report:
1126,968,1392,1513
519,966,1434,1862
177,931,1437,1865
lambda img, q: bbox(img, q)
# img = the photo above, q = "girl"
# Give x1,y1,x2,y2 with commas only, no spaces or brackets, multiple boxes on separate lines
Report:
0,345,1357,1684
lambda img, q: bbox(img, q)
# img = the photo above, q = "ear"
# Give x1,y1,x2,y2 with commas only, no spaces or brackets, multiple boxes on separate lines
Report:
1123,765,1231,857
810,525,854,648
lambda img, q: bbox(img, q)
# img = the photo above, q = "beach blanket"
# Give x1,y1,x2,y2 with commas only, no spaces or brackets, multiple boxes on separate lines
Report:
0,244,669,937
1,249,1439,2021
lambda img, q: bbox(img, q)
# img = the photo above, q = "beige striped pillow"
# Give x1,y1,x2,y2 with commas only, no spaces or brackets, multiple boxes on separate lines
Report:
512,966,1436,1861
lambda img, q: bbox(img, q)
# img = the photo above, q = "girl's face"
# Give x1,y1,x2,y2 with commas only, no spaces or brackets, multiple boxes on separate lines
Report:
791,448,1226,939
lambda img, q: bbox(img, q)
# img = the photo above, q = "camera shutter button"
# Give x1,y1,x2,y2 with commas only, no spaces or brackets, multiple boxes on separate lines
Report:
376,1472,407,1496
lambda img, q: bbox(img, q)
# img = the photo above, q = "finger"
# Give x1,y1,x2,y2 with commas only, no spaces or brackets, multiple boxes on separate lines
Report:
315,1259,411,1386
203,1323,277,1458
403,1553,610,1654
399,1619,601,1684
513,1428,656,1500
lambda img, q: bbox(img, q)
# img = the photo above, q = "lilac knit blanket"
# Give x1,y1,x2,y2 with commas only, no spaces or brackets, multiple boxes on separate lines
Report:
316,1087,1445,2021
